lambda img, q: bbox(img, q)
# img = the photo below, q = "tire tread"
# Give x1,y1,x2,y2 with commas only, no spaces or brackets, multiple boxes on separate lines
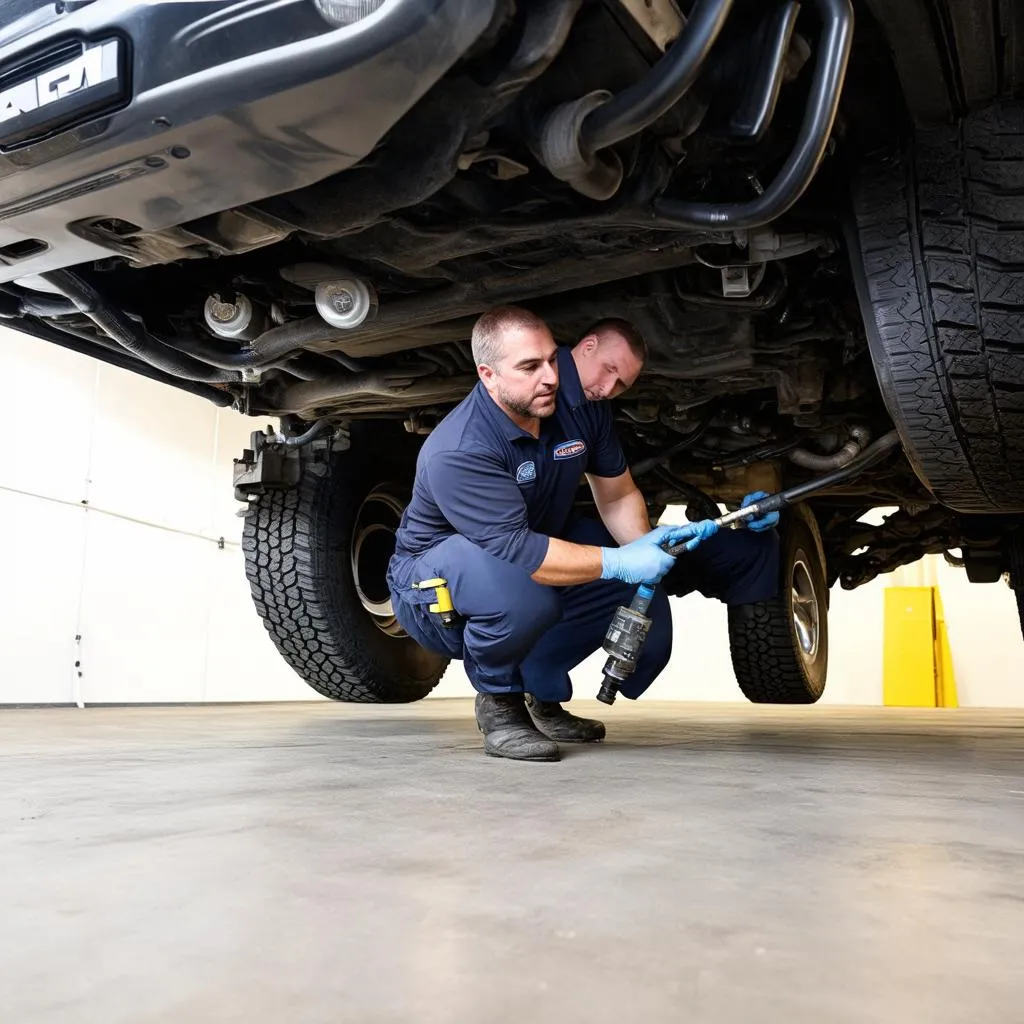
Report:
852,101,1024,511
728,599,818,703
242,455,442,703
727,508,828,705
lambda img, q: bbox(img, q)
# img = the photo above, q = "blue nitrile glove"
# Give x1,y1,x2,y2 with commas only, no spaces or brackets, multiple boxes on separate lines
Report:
741,491,780,531
658,519,720,552
600,522,720,585
600,528,676,585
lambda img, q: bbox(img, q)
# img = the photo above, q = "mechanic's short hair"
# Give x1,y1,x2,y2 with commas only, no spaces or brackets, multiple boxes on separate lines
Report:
471,305,549,371
584,317,648,366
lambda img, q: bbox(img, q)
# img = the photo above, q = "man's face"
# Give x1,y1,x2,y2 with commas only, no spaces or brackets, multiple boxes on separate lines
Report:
479,325,560,420
573,332,643,401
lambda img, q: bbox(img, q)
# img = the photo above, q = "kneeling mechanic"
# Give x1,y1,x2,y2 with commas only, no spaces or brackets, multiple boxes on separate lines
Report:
387,306,780,762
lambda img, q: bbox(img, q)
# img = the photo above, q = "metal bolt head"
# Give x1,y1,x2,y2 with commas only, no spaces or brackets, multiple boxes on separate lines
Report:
330,289,355,315
204,293,255,338
315,278,376,330
208,299,237,323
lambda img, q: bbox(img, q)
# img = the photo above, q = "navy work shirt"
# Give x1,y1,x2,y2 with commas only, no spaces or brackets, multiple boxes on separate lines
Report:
393,346,627,574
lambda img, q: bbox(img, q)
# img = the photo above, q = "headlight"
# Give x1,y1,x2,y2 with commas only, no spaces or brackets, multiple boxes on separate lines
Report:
311,0,386,27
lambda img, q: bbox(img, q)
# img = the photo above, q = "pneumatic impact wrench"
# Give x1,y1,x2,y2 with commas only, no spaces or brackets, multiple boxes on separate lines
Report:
595,513,757,706
595,431,902,704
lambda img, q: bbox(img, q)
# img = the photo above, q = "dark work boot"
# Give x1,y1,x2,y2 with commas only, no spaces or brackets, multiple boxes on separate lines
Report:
474,693,560,762
525,694,606,743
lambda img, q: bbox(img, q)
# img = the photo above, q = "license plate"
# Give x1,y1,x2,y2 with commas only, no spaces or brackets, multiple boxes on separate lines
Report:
0,38,126,148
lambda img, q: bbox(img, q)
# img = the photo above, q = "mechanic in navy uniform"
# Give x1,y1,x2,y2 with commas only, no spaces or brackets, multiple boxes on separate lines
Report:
387,306,780,761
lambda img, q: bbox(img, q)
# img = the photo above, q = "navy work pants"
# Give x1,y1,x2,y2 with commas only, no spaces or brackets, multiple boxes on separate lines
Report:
387,519,779,703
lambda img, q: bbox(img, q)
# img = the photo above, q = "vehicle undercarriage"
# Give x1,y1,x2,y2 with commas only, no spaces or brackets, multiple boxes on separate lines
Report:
2,0,1022,698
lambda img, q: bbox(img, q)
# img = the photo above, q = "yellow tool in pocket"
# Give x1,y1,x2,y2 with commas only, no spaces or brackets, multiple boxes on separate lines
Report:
411,577,457,628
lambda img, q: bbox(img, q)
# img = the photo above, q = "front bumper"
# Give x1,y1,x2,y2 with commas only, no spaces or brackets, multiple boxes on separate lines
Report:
0,0,495,283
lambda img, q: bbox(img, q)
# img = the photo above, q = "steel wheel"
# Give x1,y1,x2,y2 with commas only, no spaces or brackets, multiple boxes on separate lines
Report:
351,485,407,638
791,557,821,664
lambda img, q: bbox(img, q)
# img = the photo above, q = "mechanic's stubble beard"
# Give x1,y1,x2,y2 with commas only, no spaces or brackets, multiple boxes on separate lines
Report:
496,380,558,420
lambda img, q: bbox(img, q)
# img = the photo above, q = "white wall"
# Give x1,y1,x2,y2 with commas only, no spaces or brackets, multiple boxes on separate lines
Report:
1,327,312,705
0,325,1020,706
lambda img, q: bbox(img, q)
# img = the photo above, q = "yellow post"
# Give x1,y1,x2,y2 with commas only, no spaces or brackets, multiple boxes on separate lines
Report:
882,585,958,707
883,587,937,706
932,588,959,708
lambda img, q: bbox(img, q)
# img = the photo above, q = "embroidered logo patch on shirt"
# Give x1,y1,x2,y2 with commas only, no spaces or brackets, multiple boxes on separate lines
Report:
553,439,587,460
515,460,537,484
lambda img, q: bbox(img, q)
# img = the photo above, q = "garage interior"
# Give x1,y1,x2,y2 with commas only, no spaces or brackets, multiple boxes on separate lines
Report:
3,324,1023,1022
4,326,1019,709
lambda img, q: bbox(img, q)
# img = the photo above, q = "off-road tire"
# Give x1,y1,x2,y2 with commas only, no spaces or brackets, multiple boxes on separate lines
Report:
851,100,1024,513
242,444,447,702
728,504,828,704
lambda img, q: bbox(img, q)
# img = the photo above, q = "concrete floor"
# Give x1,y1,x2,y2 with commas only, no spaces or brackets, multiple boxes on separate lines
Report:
2,701,1024,1023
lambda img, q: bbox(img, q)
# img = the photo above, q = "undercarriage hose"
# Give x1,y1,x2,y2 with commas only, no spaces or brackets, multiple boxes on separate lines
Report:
279,417,333,447
538,0,732,199
651,0,854,229
788,424,870,470
40,269,241,385
0,284,78,318
23,319,235,407
168,328,318,371
579,0,734,152
775,429,901,504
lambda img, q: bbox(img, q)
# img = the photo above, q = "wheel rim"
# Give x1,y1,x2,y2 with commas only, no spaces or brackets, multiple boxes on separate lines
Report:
791,556,820,664
351,487,406,638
